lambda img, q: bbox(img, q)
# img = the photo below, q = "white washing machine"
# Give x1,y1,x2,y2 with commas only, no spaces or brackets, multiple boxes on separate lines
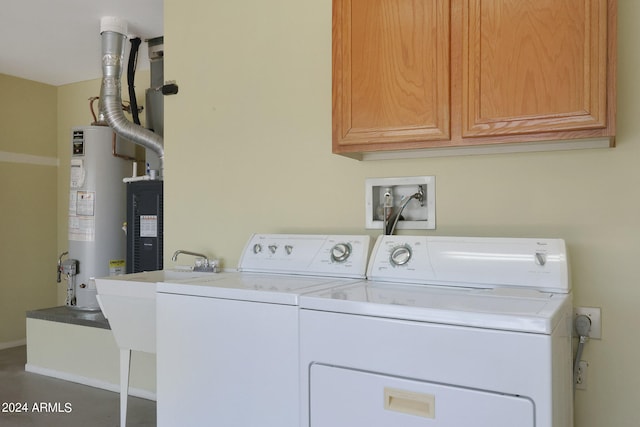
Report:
156,234,370,427
299,235,573,427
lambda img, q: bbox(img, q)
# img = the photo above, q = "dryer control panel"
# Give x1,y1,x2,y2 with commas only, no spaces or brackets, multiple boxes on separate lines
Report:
367,235,570,293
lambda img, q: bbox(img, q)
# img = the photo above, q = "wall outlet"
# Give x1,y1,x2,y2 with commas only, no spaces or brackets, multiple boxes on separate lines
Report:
365,176,436,231
575,360,588,390
574,306,602,339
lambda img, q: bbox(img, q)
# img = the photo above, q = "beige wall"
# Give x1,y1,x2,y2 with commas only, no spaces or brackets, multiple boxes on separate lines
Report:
0,73,148,344
162,1,639,426
26,319,155,396
0,74,57,347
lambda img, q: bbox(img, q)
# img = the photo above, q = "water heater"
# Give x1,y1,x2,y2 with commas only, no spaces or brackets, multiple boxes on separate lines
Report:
67,126,134,309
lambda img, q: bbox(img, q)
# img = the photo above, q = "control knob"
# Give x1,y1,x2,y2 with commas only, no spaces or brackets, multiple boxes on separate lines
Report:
535,252,547,266
331,243,352,263
253,244,262,254
390,244,412,266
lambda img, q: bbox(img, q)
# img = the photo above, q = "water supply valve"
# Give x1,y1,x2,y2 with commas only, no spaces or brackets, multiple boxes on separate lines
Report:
57,251,69,283
60,259,79,307
61,259,79,276
365,176,436,232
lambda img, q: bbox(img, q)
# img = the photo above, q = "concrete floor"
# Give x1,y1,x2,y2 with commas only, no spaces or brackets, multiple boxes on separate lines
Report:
0,345,156,427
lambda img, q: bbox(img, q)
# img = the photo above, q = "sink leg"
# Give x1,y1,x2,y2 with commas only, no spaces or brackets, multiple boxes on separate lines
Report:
120,349,131,427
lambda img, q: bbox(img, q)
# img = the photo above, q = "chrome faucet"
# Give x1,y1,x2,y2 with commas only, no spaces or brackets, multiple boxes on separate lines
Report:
171,250,219,272
171,249,208,263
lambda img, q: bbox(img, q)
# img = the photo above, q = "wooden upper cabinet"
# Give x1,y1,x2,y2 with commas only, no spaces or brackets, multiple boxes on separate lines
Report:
462,0,609,137
332,0,451,151
333,0,616,158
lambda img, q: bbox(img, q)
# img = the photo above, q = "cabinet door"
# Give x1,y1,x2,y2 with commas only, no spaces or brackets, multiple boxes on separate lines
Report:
462,0,609,137
333,0,450,152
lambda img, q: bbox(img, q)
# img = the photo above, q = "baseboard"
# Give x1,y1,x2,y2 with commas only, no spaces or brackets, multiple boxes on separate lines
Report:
24,364,156,401
0,338,27,350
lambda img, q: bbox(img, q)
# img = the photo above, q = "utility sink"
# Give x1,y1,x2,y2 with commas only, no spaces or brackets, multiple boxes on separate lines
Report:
95,269,213,354
95,269,216,427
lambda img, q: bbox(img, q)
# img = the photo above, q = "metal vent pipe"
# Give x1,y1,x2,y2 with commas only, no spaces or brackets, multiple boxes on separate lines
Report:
98,17,164,178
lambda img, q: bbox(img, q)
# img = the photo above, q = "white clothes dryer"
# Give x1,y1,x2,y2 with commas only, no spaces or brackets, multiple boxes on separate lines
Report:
156,234,370,427
299,235,573,427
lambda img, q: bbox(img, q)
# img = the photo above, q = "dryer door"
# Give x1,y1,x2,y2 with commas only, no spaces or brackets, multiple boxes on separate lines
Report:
310,364,534,427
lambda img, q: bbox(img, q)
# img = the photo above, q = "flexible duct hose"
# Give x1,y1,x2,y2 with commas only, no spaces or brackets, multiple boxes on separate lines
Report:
98,18,164,177
127,37,142,125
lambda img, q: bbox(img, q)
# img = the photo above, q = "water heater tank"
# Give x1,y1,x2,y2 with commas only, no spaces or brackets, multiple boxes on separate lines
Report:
68,126,134,309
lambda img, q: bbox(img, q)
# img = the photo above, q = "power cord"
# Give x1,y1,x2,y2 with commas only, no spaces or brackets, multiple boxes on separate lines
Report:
573,314,591,391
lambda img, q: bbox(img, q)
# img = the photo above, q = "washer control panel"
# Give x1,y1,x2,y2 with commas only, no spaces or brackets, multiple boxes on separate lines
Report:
238,234,370,279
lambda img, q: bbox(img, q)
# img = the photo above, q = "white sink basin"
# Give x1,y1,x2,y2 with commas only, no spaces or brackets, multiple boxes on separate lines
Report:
95,269,216,427
95,270,213,353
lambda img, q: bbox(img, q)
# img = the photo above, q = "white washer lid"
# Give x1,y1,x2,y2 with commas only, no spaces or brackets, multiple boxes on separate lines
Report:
158,272,362,305
299,281,572,334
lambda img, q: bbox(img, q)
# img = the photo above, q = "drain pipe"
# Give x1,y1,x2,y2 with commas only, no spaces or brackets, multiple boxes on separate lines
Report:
98,17,164,178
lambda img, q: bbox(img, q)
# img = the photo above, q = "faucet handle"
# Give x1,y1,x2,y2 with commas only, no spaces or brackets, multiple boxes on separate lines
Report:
194,257,211,268
193,259,220,273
